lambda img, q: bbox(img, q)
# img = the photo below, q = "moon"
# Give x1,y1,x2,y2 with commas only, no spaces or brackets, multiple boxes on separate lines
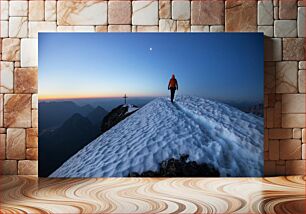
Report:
149,47,153,51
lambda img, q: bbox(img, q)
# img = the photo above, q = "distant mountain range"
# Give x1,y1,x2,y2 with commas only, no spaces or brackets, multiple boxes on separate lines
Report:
39,101,108,176
39,101,96,134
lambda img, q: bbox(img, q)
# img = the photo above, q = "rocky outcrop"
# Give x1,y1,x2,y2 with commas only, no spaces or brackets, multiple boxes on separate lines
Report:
101,104,138,133
128,154,220,177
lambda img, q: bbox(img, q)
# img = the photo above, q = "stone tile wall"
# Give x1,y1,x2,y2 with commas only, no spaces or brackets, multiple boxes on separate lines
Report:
0,0,305,176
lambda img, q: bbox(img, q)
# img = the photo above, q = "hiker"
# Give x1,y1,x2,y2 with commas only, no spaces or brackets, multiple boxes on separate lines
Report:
168,74,178,103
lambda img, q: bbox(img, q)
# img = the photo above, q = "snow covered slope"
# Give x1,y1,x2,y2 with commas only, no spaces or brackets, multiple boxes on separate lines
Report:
50,96,263,177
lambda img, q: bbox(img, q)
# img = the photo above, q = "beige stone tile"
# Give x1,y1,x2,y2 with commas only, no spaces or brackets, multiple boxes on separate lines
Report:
276,160,285,165
14,68,38,94
29,0,44,21
298,0,305,6
108,1,131,24
282,94,305,114
264,160,276,176
26,148,38,160
258,0,273,25
293,128,302,139
274,20,297,37
0,61,14,93
298,7,305,37
108,25,131,32
6,128,25,159
191,25,209,32
298,70,305,93
275,93,282,101
1,21,9,38
258,26,273,37
276,61,298,93
4,94,31,128
26,128,38,148
132,25,136,32
266,108,274,128
225,0,256,32
267,93,275,108
57,1,107,25
177,21,190,32
279,0,297,19
280,139,302,160
283,38,305,61
18,160,38,175
136,26,158,32
0,1,9,21
285,160,305,175
29,21,57,38
192,0,224,25
159,19,176,32
274,102,282,128
0,160,17,175
0,128,6,134
45,1,57,21
132,1,158,25
14,61,20,68
95,26,108,32
57,26,95,32
269,128,292,139
275,164,285,175
282,114,305,128
274,6,279,20
210,25,225,32
21,38,38,67
1,37,3,51
0,134,5,159
264,129,269,154
9,17,28,38
264,38,282,62
299,61,306,70
303,129,306,143
302,144,306,160
2,38,20,61
269,140,279,160
9,1,28,17
32,110,38,128
159,1,171,19
264,62,275,94
303,144,306,159
32,94,38,109
0,94,3,127
172,1,190,21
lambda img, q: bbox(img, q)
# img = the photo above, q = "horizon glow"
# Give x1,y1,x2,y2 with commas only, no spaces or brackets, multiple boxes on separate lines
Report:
39,33,264,103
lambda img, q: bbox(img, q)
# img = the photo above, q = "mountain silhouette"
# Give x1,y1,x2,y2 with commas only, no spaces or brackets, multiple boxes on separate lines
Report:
39,101,94,134
39,113,102,177
87,106,108,126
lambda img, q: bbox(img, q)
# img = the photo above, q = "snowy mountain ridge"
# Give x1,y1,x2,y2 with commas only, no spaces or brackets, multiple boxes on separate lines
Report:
50,96,264,177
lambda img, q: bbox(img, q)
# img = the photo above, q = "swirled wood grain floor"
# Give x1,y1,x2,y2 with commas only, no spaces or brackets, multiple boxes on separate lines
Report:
0,176,305,214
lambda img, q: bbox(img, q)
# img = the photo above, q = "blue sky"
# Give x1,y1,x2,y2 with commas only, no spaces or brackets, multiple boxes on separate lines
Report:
39,33,263,103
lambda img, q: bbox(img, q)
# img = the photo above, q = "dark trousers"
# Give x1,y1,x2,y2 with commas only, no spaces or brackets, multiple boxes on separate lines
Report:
170,88,176,103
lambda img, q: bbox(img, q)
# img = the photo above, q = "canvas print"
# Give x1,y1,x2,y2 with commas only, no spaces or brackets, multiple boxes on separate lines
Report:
39,33,264,177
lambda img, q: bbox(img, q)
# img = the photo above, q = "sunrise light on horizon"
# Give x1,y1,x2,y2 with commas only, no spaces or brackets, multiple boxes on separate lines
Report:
39,33,263,103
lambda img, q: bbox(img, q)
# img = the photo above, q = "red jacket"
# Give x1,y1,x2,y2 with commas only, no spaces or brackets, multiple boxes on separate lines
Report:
168,76,178,90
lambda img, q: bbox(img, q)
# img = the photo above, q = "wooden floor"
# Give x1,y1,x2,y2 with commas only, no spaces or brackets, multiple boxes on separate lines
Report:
0,176,305,214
